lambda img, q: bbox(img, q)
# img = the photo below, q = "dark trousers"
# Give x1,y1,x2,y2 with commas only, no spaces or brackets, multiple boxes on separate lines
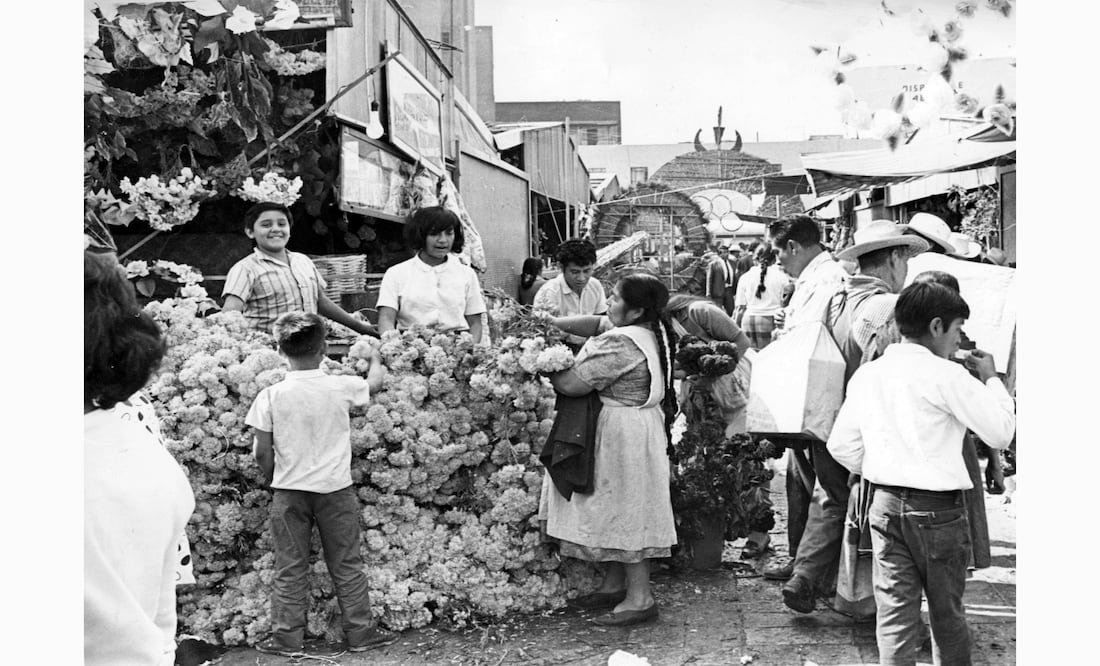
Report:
787,440,851,593
721,290,737,316
870,486,972,666
270,487,375,646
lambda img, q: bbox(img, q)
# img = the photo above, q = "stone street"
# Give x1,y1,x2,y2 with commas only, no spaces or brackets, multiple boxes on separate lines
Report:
211,451,1015,666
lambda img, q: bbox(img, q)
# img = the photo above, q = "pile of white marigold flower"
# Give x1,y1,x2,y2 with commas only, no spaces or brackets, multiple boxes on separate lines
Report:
142,296,599,646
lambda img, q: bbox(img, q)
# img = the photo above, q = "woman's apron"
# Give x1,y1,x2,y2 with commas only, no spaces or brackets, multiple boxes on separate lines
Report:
542,325,677,554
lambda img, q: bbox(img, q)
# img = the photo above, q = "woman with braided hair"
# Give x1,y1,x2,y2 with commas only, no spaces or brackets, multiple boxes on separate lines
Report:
734,244,791,350
540,273,679,627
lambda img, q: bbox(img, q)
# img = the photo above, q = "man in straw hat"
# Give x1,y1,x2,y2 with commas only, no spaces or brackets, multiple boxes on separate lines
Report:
779,219,929,616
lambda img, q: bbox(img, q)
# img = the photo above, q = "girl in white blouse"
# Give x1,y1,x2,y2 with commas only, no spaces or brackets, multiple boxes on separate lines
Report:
376,207,487,343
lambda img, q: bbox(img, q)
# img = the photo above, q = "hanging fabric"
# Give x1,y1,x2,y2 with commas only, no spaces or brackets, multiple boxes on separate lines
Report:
436,171,487,273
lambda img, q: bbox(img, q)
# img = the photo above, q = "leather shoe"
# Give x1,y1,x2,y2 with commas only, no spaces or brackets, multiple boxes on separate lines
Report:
762,558,794,581
782,573,815,614
567,589,628,610
591,603,659,627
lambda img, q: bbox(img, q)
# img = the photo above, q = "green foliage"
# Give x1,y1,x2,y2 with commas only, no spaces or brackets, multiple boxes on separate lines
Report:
948,184,1000,249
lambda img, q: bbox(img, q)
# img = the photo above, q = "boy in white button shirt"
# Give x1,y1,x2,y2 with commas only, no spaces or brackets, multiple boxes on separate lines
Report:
827,282,1015,666
247,312,394,656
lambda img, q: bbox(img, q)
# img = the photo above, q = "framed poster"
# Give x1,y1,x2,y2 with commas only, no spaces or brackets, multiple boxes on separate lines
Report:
337,125,415,222
385,52,445,175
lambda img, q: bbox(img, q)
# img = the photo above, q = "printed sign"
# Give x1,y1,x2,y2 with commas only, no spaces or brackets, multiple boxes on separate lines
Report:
386,53,445,174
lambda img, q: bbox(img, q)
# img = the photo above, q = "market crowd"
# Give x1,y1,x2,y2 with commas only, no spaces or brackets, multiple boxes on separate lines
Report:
85,204,1014,666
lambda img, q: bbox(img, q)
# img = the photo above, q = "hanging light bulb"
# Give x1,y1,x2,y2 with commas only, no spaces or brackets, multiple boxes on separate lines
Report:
366,100,384,139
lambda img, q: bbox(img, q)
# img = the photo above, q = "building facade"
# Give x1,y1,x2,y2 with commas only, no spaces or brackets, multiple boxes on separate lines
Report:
496,101,622,146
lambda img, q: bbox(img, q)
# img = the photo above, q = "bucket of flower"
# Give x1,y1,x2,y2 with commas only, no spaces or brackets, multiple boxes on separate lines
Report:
671,337,777,570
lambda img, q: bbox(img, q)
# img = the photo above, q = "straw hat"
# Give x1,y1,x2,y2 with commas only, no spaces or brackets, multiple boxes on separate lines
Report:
836,219,930,261
948,232,982,259
906,213,956,254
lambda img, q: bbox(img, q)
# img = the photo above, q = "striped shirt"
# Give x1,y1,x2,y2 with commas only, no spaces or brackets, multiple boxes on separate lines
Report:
222,249,326,334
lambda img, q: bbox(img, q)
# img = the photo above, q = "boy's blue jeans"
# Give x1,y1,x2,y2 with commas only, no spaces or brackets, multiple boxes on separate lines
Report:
869,485,972,666
270,487,375,647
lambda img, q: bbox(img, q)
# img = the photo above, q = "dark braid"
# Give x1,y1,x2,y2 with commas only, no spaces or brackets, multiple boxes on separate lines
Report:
617,273,680,460
652,316,680,461
754,245,777,299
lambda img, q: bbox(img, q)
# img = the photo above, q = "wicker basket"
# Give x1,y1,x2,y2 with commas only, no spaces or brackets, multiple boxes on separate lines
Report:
308,254,368,301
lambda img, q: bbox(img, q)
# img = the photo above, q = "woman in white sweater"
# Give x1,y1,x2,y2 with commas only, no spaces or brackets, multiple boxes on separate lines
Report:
85,250,195,666
734,245,791,350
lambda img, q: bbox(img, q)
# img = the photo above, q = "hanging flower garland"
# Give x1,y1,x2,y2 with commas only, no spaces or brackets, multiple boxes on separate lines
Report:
234,171,304,206
119,167,214,231
261,38,326,76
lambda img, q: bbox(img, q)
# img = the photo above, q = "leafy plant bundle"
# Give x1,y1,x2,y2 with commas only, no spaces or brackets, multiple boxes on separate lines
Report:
671,428,779,542
674,335,740,378
670,335,778,543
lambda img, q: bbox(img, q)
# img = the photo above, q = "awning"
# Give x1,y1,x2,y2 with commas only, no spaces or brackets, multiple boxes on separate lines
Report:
761,173,812,196
801,124,1016,197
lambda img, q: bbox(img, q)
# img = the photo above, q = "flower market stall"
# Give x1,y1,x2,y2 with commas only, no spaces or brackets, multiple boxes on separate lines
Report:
143,293,599,644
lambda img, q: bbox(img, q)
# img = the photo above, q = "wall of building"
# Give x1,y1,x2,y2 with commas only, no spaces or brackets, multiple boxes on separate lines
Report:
496,101,622,146
396,0,476,104
472,26,496,122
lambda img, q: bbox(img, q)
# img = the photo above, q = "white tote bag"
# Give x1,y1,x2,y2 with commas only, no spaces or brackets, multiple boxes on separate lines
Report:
746,321,845,441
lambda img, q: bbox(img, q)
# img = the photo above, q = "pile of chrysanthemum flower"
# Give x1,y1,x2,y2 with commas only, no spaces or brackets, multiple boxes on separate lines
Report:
142,296,600,646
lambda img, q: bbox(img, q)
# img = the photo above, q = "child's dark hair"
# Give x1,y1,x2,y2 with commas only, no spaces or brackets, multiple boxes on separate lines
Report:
555,239,597,268
767,214,821,249
273,312,327,357
754,245,777,299
912,270,961,294
243,202,294,232
85,251,167,410
895,282,970,339
617,273,680,460
404,206,465,253
520,257,543,289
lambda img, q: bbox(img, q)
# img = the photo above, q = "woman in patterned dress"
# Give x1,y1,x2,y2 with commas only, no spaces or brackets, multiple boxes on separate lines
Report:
540,273,679,627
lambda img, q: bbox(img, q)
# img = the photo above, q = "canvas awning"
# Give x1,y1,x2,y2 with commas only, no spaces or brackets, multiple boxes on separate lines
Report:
801,124,1016,197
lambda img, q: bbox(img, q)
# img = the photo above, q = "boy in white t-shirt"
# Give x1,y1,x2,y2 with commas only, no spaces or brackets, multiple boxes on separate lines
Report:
827,282,1015,665
246,312,392,656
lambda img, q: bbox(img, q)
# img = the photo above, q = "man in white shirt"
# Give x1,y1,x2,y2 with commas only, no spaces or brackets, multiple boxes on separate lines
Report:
827,282,1015,666
532,239,608,349
760,215,849,583
778,220,929,617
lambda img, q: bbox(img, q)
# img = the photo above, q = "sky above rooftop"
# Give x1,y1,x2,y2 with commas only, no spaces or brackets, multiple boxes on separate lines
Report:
475,0,1016,144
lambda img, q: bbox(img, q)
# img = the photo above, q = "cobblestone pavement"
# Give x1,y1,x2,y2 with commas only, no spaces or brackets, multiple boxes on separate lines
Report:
213,453,1016,666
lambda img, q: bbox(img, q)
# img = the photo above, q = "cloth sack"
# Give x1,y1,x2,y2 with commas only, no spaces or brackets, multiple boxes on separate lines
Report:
833,477,876,619
746,320,845,441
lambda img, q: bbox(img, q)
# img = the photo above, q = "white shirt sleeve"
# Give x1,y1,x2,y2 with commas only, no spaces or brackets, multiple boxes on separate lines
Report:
939,371,1017,449
345,376,372,409
531,281,557,314
375,265,402,311
245,390,272,431
464,268,487,316
826,374,867,474
735,269,753,309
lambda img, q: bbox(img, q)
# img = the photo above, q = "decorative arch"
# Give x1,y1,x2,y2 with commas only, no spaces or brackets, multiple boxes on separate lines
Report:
588,182,712,255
